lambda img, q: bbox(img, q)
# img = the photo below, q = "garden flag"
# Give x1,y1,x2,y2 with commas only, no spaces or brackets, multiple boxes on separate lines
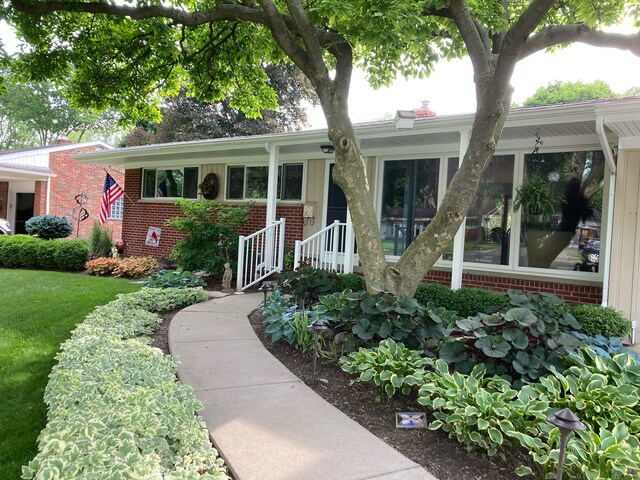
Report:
99,172,124,224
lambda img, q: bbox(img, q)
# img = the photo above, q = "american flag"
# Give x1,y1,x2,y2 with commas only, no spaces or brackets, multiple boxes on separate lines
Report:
99,172,124,224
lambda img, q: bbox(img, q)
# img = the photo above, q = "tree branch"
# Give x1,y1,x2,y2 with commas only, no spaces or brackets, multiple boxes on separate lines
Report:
520,24,640,59
445,0,489,75
503,0,556,50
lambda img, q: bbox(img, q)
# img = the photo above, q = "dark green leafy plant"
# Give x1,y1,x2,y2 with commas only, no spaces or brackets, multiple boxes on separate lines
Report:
0,235,88,270
25,214,73,239
415,283,507,317
143,269,206,288
336,273,366,292
167,199,250,276
278,265,340,308
572,304,632,338
438,290,582,383
514,176,559,229
340,338,431,401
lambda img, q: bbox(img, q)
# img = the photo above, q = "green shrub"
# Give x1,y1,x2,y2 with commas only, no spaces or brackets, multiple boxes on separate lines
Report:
337,273,366,292
572,304,632,338
415,283,508,317
0,235,88,271
144,269,206,288
278,265,340,307
167,199,249,276
340,338,431,401
25,214,73,239
112,287,209,312
54,239,89,270
88,221,113,258
22,287,229,480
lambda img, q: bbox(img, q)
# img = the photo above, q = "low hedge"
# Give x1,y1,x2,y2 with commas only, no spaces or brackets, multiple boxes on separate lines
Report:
0,235,89,271
22,287,229,480
572,304,632,338
415,283,508,317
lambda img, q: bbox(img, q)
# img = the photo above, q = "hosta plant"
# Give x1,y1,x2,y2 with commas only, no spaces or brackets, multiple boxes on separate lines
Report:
144,269,206,288
340,338,431,401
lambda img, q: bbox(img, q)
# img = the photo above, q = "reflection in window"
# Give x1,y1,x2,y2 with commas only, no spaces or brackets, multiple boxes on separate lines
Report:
381,159,439,256
518,150,604,272
225,164,304,201
142,168,198,199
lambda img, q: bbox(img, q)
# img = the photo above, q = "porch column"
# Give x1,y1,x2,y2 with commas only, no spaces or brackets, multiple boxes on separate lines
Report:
451,131,470,290
265,143,279,226
344,208,355,273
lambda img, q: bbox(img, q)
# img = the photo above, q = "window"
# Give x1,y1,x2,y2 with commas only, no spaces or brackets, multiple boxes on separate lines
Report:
380,158,440,256
226,164,303,201
518,150,604,273
109,197,123,220
142,167,199,199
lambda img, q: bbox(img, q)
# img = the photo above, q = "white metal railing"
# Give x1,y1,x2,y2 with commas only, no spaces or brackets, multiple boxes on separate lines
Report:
236,218,286,292
293,220,355,274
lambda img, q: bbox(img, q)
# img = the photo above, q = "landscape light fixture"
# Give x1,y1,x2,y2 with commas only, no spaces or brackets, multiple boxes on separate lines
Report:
308,316,328,384
320,144,335,154
546,408,586,480
258,281,274,306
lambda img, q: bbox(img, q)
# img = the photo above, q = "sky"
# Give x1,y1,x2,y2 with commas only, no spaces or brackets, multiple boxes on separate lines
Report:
3,20,640,130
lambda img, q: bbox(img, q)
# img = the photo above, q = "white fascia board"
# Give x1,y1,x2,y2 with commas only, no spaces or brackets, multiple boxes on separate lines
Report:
2,141,114,163
0,166,56,180
619,137,640,149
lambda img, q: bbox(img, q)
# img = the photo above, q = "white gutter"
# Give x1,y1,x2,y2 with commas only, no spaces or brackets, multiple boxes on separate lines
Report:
596,114,616,175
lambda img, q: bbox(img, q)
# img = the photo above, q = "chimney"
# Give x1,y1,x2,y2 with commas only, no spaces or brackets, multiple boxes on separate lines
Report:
414,100,436,118
56,136,72,145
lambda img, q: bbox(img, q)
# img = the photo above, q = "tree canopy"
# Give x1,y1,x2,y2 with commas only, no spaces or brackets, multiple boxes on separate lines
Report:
521,80,622,107
124,63,316,146
5,0,640,295
0,79,121,148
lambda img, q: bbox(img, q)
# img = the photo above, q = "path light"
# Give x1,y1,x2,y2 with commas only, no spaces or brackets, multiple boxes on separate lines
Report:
547,408,586,480
308,316,327,385
258,282,274,306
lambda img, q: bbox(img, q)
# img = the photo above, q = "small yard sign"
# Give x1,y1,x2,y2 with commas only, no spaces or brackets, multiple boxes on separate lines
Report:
145,227,161,247
395,412,426,428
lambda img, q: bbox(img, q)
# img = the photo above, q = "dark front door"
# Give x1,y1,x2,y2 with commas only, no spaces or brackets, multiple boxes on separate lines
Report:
326,163,347,226
15,193,34,235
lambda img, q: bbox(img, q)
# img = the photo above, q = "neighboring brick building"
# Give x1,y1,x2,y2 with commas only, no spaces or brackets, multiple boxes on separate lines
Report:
0,139,122,239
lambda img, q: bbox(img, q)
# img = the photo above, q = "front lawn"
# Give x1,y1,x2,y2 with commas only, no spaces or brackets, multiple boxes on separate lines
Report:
0,270,139,480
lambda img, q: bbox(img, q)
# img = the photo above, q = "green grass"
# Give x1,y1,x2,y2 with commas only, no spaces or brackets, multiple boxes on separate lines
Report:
0,270,140,480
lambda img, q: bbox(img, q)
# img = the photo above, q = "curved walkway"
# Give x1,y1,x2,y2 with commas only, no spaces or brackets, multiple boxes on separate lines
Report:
168,292,437,480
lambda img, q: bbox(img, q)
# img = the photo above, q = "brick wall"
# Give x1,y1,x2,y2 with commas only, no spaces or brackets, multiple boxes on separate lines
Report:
0,182,7,219
46,145,123,239
33,181,47,216
423,269,602,304
122,168,305,259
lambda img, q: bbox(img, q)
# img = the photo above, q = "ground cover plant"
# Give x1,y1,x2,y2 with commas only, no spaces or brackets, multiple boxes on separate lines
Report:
0,270,139,480
85,255,159,278
143,269,206,288
21,286,230,480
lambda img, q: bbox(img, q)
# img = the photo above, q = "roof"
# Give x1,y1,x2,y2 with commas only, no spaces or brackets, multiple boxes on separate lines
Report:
0,162,55,180
0,141,114,162
75,97,640,168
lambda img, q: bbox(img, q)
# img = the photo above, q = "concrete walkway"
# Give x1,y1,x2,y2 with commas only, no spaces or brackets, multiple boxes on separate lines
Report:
168,292,437,480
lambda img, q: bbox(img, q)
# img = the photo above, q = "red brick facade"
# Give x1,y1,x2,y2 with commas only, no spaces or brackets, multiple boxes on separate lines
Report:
121,168,305,259
47,145,123,239
0,181,8,220
423,269,602,304
33,181,47,216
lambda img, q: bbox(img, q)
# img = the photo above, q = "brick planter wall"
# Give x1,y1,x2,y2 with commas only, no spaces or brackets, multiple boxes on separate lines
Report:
423,270,602,304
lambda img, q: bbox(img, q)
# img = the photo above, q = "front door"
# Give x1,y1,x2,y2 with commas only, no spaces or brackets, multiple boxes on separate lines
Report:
15,193,34,235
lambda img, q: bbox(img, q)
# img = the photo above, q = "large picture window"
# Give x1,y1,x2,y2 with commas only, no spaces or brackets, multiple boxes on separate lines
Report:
226,164,303,201
518,150,604,273
142,167,199,199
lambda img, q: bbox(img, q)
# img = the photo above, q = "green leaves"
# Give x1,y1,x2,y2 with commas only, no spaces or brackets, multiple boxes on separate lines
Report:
339,338,431,400
23,288,229,480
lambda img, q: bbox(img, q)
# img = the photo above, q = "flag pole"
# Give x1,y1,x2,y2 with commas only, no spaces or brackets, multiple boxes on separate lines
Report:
103,168,135,206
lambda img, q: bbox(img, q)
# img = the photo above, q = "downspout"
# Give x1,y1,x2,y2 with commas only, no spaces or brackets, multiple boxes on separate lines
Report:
595,114,616,308
450,131,470,290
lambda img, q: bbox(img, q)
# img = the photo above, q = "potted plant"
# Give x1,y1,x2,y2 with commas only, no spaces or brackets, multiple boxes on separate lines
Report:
514,177,570,268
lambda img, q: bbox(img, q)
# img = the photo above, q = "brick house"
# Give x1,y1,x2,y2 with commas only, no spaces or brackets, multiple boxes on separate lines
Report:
0,139,123,238
78,98,640,339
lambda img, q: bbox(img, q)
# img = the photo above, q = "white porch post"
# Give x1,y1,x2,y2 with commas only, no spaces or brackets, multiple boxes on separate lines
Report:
45,177,51,214
451,131,470,290
265,143,279,269
344,208,355,274
265,143,279,227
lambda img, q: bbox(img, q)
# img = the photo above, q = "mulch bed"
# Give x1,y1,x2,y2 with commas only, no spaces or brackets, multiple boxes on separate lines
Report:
150,287,536,480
